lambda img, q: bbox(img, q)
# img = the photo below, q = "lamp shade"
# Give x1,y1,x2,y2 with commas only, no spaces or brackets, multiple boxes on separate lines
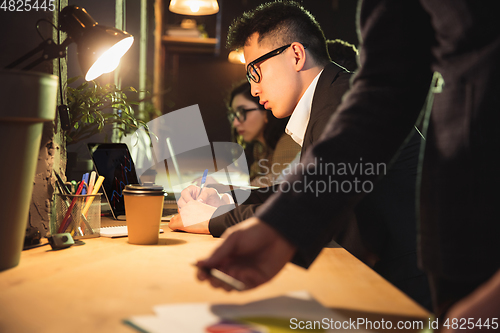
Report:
60,6,134,81
169,0,219,16
76,26,134,81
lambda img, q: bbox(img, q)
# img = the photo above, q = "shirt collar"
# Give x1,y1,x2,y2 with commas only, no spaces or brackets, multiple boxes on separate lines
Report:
285,70,323,147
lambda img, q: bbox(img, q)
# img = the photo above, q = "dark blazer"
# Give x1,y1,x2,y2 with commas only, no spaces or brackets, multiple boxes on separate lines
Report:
208,62,351,236
209,61,432,308
255,0,500,313
302,63,352,154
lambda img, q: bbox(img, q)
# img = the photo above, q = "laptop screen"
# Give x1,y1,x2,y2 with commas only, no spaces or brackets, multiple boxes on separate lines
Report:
88,143,140,218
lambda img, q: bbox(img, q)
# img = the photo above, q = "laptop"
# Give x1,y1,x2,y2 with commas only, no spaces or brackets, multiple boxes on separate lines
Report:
88,143,176,221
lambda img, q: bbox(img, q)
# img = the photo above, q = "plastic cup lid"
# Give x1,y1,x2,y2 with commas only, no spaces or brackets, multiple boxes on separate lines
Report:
122,184,165,196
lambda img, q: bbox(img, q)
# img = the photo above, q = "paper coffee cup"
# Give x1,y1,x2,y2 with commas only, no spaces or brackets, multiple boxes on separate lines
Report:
123,184,165,245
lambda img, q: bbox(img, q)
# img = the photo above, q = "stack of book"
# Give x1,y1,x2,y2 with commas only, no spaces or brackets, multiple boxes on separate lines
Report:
166,25,201,38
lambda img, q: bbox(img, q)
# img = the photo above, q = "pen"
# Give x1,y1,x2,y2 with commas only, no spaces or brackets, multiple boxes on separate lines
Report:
54,171,70,195
55,177,94,235
58,181,85,233
55,178,69,199
196,169,208,200
70,180,78,194
54,171,93,234
81,173,89,195
82,175,104,217
85,171,97,207
192,264,245,291
87,171,96,197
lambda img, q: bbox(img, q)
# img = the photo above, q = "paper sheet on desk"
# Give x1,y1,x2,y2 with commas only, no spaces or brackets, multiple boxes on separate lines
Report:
124,291,373,332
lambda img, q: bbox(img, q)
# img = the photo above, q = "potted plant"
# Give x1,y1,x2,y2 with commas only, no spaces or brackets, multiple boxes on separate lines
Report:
0,70,58,270
65,77,159,146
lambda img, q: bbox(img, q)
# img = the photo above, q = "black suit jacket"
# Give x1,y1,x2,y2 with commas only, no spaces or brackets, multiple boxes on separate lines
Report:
210,60,432,309
255,0,500,288
208,62,351,236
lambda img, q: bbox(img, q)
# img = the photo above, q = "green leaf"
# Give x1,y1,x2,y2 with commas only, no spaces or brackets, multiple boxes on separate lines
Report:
67,76,81,85
65,77,161,145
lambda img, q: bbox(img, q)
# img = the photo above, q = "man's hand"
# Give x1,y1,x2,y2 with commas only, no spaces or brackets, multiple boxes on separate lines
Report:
442,270,500,333
177,185,231,209
168,214,211,234
195,217,297,291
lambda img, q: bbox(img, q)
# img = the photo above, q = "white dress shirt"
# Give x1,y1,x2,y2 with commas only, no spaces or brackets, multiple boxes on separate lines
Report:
285,70,323,147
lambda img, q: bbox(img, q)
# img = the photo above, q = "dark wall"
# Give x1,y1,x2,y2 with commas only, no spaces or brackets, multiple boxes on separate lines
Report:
3,0,359,146
163,0,359,144
0,8,55,71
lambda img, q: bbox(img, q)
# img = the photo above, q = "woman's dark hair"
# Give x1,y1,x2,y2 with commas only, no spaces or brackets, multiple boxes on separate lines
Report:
227,81,289,151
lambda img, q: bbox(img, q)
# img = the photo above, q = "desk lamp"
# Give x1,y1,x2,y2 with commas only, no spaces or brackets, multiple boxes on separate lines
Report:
4,5,134,129
5,5,134,81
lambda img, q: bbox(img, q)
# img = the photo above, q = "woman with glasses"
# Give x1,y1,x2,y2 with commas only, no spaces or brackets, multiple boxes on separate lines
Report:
227,81,300,186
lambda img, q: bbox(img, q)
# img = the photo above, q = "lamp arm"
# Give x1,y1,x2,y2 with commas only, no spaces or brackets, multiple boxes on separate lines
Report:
4,42,45,70
4,37,73,71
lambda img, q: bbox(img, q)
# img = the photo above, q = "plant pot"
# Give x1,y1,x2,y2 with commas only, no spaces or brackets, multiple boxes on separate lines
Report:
0,70,57,271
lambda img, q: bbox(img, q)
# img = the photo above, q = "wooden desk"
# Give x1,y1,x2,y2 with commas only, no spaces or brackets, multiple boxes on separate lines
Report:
0,224,430,332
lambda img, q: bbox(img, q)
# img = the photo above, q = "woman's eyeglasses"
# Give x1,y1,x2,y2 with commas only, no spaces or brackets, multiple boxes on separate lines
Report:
227,107,260,123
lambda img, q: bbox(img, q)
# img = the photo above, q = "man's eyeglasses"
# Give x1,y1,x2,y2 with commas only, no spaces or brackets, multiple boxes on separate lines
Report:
246,43,307,83
227,107,260,123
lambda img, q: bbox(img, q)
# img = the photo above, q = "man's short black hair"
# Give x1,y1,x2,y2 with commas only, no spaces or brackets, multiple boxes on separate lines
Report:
227,1,330,66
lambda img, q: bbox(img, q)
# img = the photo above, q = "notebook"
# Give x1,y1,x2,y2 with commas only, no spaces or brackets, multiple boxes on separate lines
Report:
88,143,176,225
100,225,131,238
100,226,167,238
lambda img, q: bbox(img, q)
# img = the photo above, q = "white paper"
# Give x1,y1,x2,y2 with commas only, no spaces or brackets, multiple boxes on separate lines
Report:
124,291,373,333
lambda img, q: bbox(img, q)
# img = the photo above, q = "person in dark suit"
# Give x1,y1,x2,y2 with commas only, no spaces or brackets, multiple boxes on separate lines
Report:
169,13,352,235
172,1,432,310
195,0,500,321
206,61,352,234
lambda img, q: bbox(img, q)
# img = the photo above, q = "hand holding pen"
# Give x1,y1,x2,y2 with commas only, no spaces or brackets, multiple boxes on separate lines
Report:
196,169,209,200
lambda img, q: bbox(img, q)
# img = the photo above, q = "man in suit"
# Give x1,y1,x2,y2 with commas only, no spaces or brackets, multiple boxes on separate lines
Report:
171,1,432,310
196,0,500,321
174,62,351,236
170,2,351,234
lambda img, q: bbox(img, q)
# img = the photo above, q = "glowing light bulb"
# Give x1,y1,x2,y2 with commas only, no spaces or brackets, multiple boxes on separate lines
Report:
85,36,134,81
169,0,219,16
190,2,200,13
228,50,246,65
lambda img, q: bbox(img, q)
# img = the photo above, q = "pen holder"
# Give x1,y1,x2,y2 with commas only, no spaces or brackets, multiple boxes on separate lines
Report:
51,194,101,239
